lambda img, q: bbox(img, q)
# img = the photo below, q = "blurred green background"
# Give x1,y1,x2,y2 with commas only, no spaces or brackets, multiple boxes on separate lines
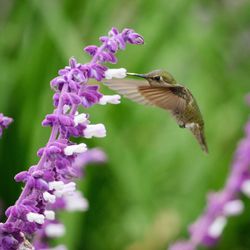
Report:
0,0,250,249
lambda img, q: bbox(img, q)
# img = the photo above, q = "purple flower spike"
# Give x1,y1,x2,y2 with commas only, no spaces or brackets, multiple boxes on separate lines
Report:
0,113,13,137
0,27,143,249
170,97,250,250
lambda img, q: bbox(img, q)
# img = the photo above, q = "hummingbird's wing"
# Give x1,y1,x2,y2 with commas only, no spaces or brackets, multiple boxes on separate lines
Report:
103,79,152,105
103,79,187,112
138,86,187,112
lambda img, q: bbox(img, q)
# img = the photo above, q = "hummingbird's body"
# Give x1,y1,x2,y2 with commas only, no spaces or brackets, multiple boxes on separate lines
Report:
104,69,208,153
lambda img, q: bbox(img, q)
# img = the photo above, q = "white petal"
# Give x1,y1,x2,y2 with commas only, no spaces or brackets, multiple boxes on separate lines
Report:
63,182,76,192
27,212,45,224
223,200,244,216
208,216,227,238
99,95,121,105
74,113,88,126
45,223,65,237
54,182,76,197
241,180,250,197
43,191,56,203
64,143,87,156
84,124,106,138
44,210,55,220
105,68,127,79
64,191,89,211
49,181,64,191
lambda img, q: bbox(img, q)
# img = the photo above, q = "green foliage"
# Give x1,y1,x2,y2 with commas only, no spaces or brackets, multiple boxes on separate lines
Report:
0,0,250,249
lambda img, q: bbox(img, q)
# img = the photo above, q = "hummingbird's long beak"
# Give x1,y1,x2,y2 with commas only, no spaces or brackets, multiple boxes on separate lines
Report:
126,72,146,78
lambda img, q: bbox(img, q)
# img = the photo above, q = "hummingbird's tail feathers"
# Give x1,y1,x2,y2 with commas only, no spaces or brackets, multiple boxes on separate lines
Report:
189,124,208,154
199,132,209,154
103,79,152,105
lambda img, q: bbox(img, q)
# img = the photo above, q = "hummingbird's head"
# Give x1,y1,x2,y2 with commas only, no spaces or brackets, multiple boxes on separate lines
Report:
127,69,176,86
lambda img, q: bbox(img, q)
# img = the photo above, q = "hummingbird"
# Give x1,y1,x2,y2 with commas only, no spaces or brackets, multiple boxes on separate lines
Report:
104,69,208,153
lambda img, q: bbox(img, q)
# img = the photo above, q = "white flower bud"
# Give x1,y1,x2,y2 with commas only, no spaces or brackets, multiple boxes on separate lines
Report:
99,95,121,105
84,124,106,138
74,113,88,126
208,216,227,238
44,210,55,220
27,212,45,224
45,223,65,237
43,191,56,203
64,143,87,156
49,181,64,191
105,68,127,79
223,200,244,216
54,182,76,197
64,191,89,211
241,180,250,197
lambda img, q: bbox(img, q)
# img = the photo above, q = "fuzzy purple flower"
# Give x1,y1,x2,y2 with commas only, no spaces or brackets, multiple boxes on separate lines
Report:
0,114,13,137
0,27,143,249
170,96,250,250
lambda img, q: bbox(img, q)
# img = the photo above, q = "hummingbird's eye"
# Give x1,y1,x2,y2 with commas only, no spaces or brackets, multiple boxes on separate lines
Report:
154,76,161,81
